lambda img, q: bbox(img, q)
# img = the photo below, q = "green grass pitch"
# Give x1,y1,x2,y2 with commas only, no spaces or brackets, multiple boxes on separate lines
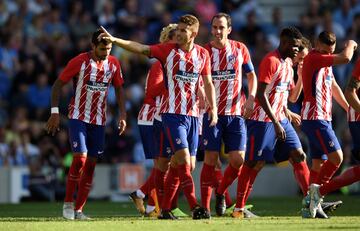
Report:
0,195,359,231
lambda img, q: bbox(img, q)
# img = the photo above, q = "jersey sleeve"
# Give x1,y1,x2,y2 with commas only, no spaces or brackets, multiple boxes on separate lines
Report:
145,61,165,99
149,43,173,64
309,52,334,69
111,58,124,87
201,49,211,76
241,44,255,74
59,55,83,83
352,58,360,81
258,55,279,84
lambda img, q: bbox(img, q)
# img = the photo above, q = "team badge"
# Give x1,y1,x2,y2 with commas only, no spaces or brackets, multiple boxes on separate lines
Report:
73,141,78,148
257,150,263,156
329,141,334,148
203,139,208,146
176,138,181,144
166,147,172,154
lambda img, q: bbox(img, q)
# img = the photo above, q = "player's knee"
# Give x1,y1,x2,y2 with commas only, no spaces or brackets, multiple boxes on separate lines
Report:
289,150,306,163
204,151,219,165
352,149,360,162
245,160,265,170
328,151,343,166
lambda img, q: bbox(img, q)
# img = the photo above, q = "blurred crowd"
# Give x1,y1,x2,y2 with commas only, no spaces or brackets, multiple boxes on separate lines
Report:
1,0,360,199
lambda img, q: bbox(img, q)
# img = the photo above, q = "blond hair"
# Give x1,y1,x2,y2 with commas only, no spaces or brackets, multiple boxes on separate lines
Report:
159,23,178,43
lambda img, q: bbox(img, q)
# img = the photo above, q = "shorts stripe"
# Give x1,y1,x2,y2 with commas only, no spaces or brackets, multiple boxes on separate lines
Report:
315,129,329,154
249,135,255,161
166,127,175,152
159,131,164,157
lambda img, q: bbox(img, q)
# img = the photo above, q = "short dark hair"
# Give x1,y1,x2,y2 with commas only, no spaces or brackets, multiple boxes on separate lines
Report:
179,14,199,27
318,31,336,46
280,26,303,40
92,28,110,46
211,13,232,28
299,37,312,51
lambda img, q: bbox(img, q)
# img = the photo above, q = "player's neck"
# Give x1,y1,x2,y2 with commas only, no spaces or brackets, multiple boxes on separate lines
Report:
90,51,104,63
277,48,288,60
212,39,228,49
179,41,194,52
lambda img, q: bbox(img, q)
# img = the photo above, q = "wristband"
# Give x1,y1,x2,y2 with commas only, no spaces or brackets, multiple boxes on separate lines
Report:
51,107,59,114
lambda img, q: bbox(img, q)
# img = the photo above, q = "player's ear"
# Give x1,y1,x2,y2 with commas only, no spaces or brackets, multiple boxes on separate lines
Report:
228,26,232,34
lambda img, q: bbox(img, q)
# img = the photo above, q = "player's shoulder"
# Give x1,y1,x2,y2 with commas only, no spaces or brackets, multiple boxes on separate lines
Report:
263,50,281,64
71,52,89,63
107,55,120,64
194,44,210,56
228,39,247,49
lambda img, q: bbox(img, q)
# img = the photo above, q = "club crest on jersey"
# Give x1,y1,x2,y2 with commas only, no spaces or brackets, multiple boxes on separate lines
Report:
329,141,334,148
166,147,172,154
73,141,78,148
325,75,332,86
227,54,236,64
176,138,182,144
203,139,208,146
104,71,112,82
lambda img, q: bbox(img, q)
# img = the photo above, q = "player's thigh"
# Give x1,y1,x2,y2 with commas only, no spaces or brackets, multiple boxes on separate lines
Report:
138,124,157,159
154,119,173,159
68,119,88,154
162,113,189,153
245,120,276,162
223,115,246,153
86,123,105,158
202,113,223,152
187,116,199,157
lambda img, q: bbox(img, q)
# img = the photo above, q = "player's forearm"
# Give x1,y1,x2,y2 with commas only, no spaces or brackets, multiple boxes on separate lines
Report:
112,37,150,56
345,88,360,112
334,40,357,65
257,83,278,123
115,86,127,118
289,79,303,103
50,79,65,108
247,71,257,98
332,83,349,111
204,81,217,111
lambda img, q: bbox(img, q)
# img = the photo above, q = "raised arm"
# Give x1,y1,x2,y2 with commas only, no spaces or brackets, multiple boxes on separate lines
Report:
99,26,150,56
332,40,357,65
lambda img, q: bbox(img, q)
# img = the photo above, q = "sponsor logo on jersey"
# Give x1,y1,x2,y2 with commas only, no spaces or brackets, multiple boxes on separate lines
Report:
174,71,199,83
86,81,108,92
275,81,290,92
212,70,236,81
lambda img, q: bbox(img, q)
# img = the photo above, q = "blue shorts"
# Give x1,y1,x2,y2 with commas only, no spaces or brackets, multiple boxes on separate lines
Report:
301,120,340,159
245,119,302,162
153,119,172,158
68,119,105,157
162,113,198,156
138,124,157,159
349,122,360,152
202,114,246,153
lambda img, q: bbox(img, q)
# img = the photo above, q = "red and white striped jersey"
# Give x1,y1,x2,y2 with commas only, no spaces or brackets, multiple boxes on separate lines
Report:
59,52,123,125
348,58,360,122
250,50,294,122
149,43,211,117
301,50,334,121
204,40,254,115
137,61,165,125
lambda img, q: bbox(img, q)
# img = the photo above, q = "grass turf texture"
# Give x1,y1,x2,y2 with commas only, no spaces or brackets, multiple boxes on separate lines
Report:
0,195,359,231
